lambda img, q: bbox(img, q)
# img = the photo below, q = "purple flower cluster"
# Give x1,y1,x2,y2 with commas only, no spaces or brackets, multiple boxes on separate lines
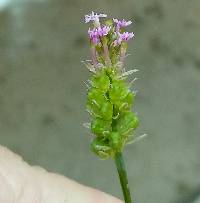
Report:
113,18,132,31
114,32,134,46
113,18,134,46
85,12,134,46
88,26,111,44
84,12,135,67
85,11,107,24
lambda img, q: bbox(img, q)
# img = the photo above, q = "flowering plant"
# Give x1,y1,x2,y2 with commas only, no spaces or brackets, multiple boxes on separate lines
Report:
83,11,140,203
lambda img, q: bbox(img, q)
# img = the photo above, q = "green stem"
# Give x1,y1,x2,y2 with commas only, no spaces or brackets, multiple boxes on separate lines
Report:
115,152,132,203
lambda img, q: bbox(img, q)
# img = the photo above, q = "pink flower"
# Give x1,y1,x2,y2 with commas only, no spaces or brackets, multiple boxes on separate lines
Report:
121,32,134,41
88,28,99,44
85,11,107,23
114,32,135,46
88,28,98,38
88,26,111,44
97,26,111,37
113,18,132,31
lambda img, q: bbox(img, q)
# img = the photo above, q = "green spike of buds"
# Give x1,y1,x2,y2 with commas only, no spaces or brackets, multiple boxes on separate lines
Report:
87,68,139,159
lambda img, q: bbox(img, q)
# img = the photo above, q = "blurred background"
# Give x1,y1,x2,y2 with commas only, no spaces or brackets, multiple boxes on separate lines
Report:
0,0,200,202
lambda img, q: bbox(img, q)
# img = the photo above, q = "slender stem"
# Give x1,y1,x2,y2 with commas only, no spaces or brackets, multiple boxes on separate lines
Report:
90,44,98,66
115,152,132,203
119,42,127,70
101,37,112,67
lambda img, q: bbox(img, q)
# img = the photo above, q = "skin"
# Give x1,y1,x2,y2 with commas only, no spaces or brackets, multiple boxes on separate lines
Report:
0,145,123,203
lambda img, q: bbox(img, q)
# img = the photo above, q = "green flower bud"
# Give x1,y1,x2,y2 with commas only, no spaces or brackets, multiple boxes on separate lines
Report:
91,138,114,159
114,92,134,111
109,79,129,103
109,132,123,152
87,88,107,105
92,70,110,92
114,112,139,137
87,88,107,117
100,101,113,120
91,118,111,136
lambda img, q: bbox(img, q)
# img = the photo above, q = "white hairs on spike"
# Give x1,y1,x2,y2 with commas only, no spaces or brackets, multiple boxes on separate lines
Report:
117,69,139,79
87,80,92,85
83,81,90,90
83,123,90,129
81,61,96,73
122,69,139,76
125,54,131,58
92,99,100,107
127,134,148,145
130,77,138,84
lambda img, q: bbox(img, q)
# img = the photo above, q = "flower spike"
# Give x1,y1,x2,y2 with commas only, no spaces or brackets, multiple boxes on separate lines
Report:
83,12,139,203
84,11,138,159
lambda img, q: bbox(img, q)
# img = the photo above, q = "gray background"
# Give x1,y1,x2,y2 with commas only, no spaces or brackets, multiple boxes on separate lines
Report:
0,0,200,202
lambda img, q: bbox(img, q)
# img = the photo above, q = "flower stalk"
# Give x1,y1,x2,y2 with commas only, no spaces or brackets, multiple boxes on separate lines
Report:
119,42,128,69
115,152,132,203
101,37,112,66
90,43,98,66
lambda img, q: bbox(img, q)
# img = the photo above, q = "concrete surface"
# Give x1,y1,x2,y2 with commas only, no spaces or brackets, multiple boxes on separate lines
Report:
0,0,200,203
